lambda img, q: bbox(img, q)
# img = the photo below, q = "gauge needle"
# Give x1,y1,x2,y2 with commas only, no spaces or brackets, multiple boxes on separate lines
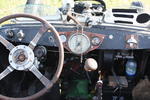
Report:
77,42,81,46
76,40,83,53
75,41,81,51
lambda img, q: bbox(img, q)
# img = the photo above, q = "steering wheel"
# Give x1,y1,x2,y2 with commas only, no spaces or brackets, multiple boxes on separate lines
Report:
0,14,64,100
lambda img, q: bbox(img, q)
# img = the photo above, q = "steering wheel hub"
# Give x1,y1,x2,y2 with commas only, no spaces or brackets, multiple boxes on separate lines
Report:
9,45,35,70
18,53,26,62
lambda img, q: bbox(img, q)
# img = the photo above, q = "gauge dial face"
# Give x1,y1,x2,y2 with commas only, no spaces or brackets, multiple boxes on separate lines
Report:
91,37,101,46
60,34,67,43
68,33,91,54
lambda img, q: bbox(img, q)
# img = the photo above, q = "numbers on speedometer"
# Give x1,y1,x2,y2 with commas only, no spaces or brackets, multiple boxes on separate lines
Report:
68,33,91,54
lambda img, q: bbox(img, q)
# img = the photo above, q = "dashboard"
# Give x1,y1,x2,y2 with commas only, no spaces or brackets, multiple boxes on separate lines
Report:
0,23,150,54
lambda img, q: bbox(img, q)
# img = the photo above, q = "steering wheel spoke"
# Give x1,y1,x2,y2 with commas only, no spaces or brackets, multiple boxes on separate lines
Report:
0,65,14,80
29,65,51,88
29,26,48,50
0,35,15,51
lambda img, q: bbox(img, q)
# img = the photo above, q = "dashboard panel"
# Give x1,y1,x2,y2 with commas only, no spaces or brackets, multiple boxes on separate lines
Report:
0,23,150,51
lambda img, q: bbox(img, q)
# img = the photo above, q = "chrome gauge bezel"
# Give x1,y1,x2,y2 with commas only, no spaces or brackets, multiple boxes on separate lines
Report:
68,33,91,54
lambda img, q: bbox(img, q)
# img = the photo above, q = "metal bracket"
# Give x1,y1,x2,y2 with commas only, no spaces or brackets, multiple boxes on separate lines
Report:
126,34,138,49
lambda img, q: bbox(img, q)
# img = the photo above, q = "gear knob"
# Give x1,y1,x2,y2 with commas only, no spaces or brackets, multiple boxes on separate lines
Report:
84,58,98,71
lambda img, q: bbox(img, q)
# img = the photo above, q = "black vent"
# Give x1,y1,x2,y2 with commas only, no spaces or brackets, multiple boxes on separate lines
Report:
113,14,134,18
114,21,133,24
112,9,137,13
112,9,138,24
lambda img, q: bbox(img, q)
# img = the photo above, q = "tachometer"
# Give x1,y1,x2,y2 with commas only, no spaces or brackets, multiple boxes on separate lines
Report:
68,33,91,54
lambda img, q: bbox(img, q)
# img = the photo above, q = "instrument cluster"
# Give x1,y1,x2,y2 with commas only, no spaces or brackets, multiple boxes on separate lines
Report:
59,31,105,54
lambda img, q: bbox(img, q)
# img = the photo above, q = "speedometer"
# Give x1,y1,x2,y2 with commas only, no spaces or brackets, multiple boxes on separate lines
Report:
68,33,91,54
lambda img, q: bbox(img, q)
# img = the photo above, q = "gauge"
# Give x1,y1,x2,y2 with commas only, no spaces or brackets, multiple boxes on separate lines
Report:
91,37,101,46
68,33,91,54
60,34,67,43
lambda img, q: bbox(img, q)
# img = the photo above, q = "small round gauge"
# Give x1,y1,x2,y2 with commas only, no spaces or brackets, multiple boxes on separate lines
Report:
91,37,101,46
60,34,67,43
68,33,91,54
